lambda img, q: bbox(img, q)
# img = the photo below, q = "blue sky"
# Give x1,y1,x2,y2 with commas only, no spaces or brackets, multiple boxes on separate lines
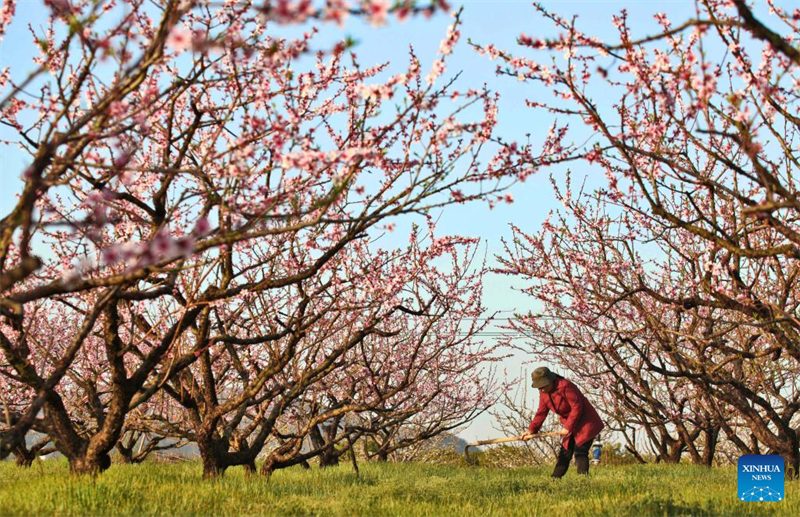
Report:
0,0,769,440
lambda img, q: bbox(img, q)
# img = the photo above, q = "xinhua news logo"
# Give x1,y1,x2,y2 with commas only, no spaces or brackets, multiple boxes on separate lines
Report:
738,454,784,503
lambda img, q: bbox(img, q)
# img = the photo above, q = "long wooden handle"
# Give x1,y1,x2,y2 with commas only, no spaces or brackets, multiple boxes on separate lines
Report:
468,431,561,447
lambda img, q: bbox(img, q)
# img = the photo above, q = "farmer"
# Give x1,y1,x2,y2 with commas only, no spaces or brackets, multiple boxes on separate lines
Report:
522,366,604,478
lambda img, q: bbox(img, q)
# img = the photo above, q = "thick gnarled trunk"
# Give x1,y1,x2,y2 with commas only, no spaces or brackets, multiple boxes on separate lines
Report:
69,453,112,476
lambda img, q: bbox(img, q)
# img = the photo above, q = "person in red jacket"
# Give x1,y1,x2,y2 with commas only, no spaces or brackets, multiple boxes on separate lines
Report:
522,366,604,478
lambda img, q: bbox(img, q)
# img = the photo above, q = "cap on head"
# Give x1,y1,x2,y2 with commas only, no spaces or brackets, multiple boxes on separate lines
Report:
531,366,557,388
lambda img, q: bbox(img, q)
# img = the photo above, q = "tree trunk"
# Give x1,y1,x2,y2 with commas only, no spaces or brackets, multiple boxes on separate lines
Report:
749,433,761,454
347,434,359,477
69,453,111,476
701,428,719,467
309,425,340,467
685,445,702,465
259,439,304,477
260,456,276,478
201,451,225,479
786,449,800,480
197,431,226,479
12,437,54,467
661,439,683,464
319,449,340,467
116,442,134,464
13,447,34,467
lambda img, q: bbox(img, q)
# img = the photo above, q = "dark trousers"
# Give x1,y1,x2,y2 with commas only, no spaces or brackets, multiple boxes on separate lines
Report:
552,436,593,478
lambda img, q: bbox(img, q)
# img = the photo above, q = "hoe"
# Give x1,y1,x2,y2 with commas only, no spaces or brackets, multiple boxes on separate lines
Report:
464,431,561,465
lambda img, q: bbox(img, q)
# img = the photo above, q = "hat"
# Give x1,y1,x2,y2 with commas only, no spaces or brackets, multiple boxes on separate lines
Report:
531,366,557,388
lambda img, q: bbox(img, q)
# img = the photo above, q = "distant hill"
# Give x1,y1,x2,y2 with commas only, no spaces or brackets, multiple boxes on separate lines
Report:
437,433,469,453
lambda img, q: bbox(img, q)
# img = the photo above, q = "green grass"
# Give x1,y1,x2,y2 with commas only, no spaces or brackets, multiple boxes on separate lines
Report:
0,460,797,516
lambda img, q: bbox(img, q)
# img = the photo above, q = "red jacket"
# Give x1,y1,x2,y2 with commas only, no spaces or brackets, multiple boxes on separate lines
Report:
528,377,604,448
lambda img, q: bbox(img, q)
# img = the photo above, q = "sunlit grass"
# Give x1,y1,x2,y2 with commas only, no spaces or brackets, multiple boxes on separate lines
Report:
0,459,797,516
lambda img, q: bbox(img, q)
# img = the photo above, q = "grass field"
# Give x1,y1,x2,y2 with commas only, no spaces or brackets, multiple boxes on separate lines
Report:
0,460,797,516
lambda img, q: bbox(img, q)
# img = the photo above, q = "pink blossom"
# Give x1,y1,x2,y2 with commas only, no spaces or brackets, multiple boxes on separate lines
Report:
44,0,71,16
113,150,133,169
426,58,446,85
585,149,601,163
149,231,179,261
0,0,14,43
324,0,350,26
192,217,211,237
166,26,192,53
363,0,390,27
438,22,460,56
395,3,412,22
107,100,129,118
